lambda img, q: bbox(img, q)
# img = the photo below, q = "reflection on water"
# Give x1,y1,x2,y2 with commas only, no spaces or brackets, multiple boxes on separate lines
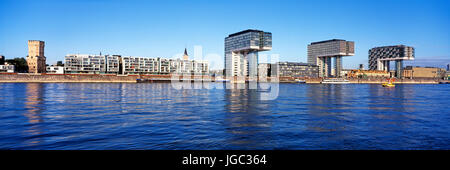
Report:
24,83,44,124
224,88,273,149
23,83,45,147
306,85,348,132
303,85,357,149
0,83,449,149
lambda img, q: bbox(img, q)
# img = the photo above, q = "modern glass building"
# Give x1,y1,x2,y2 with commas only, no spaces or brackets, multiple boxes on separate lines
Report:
275,62,319,78
224,29,272,79
307,39,354,78
368,45,414,78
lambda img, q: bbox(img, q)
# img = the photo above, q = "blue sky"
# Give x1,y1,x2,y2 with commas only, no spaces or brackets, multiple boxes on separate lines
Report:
0,0,449,69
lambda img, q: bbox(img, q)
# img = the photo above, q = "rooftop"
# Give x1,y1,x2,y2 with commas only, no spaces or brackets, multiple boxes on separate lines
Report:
277,61,317,66
370,45,413,49
404,66,443,69
310,39,347,45
228,29,267,37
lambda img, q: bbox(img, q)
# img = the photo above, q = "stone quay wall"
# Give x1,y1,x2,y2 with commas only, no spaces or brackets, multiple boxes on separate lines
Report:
347,78,440,84
0,74,137,83
0,73,442,84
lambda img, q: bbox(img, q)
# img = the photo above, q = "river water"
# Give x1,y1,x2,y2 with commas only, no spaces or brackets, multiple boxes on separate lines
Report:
0,83,448,149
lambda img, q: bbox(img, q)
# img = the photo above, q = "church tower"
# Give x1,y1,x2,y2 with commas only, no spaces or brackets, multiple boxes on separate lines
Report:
183,48,189,60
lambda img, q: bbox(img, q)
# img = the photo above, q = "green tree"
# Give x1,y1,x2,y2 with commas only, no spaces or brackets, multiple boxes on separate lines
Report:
5,57,28,73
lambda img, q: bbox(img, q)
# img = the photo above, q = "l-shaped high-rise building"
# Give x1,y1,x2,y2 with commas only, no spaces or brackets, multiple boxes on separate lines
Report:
368,45,414,78
307,39,354,78
224,29,272,78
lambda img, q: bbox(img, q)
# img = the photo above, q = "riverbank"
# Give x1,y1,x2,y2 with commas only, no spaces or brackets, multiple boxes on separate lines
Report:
0,73,445,84
0,74,137,83
283,77,443,84
0,74,216,83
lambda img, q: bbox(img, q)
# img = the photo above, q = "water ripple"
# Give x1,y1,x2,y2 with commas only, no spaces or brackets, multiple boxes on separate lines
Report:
0,83,449,149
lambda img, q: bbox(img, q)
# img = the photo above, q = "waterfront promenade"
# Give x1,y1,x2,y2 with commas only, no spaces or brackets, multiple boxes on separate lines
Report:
0,73,445,84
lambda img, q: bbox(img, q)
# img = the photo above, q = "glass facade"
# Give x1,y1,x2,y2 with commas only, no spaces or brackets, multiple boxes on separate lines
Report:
224,29,272,77
368,45,415,70
276,62,319,78
307,39,354,77
307,39,354,65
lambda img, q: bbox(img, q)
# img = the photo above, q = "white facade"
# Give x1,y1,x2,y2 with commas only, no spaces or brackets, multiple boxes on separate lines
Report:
120,56,209,75
0,65,15,73
175,59,209,74
46,66,64,74
64,54,209,75
121,56,160,74
64,54,120,74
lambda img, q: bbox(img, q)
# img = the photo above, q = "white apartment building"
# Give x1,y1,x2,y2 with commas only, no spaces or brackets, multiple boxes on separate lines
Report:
0,65,15,73
46,65,64,74
64,54,209,75
64,54,119,74
120,56,209,75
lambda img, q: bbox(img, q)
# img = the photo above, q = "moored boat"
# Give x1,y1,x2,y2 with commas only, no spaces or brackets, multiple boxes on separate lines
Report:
382,83,395,87
296,79,306,83
321,78,350,84
214,78,230,82
382,78,396,87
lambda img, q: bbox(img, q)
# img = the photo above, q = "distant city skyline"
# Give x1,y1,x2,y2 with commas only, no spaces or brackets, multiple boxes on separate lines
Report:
0,0,449,69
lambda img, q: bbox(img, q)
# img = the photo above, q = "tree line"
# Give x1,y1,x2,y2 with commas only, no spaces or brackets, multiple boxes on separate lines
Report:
5,57,28,73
